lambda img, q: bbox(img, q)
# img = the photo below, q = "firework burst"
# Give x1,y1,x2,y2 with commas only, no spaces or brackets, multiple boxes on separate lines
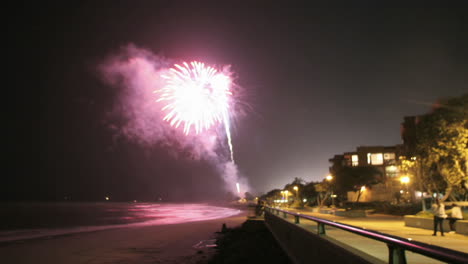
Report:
156,61,232,135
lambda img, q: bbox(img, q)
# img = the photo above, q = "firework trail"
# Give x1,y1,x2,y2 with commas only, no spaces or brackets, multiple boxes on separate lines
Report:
223,111,235,162
156,61,242,194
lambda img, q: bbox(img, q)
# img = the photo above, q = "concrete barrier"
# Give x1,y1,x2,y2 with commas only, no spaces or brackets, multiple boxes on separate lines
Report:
335,210,367,218
404,215,453,232
455,220,468,235
264,211,383,264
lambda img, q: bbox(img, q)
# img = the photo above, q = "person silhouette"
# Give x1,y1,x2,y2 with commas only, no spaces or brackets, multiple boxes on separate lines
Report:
431,199,447,236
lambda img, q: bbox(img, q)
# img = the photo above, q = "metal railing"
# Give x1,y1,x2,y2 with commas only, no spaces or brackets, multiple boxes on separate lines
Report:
264,206,468,264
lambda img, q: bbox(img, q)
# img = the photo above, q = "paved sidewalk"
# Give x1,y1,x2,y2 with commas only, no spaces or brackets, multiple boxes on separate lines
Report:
277,208,468,263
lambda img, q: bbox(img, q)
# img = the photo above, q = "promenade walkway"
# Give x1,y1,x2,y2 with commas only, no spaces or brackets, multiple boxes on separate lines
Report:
271,208,468,263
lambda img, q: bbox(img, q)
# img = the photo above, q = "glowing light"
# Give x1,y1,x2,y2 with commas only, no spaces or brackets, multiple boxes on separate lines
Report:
326,175,333,181
360,186,366,192
400,176,410,184
236,182,241,194
105,196,110,201
157,61,232,135
293,186,298,191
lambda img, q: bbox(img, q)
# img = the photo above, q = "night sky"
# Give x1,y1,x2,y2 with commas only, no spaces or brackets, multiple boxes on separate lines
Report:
7,2,468,202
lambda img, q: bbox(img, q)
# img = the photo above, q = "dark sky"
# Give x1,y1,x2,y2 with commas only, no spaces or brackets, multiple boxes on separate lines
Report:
6,2,468,201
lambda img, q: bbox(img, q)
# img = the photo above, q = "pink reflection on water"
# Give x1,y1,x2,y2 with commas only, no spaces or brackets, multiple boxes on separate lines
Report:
0,204,241,243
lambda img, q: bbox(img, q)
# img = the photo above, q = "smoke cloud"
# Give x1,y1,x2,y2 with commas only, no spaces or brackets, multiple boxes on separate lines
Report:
99,44,249,196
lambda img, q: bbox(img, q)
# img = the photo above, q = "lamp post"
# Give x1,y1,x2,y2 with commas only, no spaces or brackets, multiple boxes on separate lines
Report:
326,175,335,207
400,176,410,203
293,186,299,200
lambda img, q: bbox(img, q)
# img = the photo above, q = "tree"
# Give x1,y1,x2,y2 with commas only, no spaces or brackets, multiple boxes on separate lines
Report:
302,181,319,206
415,94,468,201
260,189,282,205
314,181,331,207
244,192,255,201
333,166,383,202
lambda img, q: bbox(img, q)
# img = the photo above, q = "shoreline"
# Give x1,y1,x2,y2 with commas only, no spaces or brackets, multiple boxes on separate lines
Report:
0,202,246,244
0,209,247,264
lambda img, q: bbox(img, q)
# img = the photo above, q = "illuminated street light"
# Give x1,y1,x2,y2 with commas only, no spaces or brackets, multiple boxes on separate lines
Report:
360,186,366,192
400,176,410,184
325,175,335,207
293,186,299,200
400,176,410,203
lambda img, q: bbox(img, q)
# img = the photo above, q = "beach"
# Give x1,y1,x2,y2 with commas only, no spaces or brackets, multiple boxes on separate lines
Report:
0,211,247,264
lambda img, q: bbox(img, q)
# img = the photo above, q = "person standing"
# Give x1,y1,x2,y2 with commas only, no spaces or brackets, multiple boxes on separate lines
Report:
448,203,463,233
431,199,447,236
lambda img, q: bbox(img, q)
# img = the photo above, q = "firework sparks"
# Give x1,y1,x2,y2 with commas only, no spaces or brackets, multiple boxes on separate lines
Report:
157,61,232,135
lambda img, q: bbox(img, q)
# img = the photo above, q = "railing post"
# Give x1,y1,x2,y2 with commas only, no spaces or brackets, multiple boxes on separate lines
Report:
317,222,326,235
388,245,407,264
283,212,287,218
294,215,300,224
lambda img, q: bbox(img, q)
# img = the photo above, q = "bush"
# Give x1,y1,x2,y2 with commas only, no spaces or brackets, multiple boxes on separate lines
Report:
415,211,433,218
372,202,421,216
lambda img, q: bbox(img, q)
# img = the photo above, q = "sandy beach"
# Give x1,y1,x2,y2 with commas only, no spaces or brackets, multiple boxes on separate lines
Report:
0,210,247,264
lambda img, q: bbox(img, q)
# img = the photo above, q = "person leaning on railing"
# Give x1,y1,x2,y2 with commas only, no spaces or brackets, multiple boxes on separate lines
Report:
431,199,447,236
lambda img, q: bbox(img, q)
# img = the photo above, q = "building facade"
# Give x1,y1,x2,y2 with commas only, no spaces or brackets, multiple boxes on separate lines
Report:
329,145,405,202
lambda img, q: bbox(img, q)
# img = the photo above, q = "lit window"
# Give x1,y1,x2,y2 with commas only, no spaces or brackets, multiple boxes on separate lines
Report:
367,153,371,164
384,153,395,161
351,155,359,166
385,166,398,178
370,153,383,165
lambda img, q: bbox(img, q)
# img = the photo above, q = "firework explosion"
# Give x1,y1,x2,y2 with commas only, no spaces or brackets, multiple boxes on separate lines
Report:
157,61,232,135
101,47,247,196
156,61,239,192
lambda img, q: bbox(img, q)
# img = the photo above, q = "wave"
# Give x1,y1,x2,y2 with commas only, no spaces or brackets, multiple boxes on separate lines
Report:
0,203,241,243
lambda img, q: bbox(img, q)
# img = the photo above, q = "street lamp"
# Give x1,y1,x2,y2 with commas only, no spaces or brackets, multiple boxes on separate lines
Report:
293,186,299,200
400,176,410,184
400,176,410,203
284,190,289,203
326,175,335,207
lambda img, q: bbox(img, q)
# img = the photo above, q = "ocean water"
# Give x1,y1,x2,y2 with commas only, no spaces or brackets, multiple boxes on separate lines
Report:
0,202,241,243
